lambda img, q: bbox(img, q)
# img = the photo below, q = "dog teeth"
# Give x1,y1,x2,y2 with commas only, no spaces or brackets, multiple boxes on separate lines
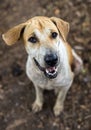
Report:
46,69,50,74
45,68,57,76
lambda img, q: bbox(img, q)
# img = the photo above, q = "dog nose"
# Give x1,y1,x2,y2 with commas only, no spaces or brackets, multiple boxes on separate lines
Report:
44,53,58,66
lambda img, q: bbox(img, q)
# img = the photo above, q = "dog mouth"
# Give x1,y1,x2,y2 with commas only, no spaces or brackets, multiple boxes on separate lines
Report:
33,58,58,79
44,67,58,79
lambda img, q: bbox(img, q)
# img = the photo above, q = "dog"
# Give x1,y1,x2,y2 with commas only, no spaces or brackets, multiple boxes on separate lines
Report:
2,16,83,116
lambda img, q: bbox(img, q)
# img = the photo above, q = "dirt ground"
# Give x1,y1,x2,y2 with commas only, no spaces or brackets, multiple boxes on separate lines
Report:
0,0,91,130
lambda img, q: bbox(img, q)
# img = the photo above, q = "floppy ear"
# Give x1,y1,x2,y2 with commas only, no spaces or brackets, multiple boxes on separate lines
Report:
50,17,69,41
2,23,26,45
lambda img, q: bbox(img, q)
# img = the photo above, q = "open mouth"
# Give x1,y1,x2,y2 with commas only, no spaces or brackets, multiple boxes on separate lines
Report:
33,58,58,79
44,66,58,79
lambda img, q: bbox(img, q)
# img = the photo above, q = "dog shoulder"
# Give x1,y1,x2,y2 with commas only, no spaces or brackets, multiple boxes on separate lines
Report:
64,42,73,66
65,42,83,74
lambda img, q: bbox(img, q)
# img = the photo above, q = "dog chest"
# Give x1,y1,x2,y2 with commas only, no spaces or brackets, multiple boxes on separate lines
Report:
26,66,73,90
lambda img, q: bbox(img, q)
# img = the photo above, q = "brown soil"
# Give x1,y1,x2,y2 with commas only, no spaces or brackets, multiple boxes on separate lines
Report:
0,0,91,130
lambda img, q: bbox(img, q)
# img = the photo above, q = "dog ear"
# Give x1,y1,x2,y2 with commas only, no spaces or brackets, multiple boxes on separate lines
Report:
2,23,26,45
71,49,83,74
50,17,69,42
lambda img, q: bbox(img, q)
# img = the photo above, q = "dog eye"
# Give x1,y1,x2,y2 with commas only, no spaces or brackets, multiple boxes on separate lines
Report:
51,32,58,39
28,36,37,43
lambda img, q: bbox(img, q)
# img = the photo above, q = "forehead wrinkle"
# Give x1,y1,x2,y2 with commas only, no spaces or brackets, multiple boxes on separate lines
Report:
35,19,51,38
25,18,58,41
34,30,45,41
34,28,50,41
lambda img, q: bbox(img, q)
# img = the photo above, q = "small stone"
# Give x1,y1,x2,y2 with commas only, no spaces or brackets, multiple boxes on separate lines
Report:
77,125,81,129
54,8,60,15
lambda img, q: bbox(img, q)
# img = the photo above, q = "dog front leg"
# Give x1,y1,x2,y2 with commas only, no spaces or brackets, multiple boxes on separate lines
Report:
32,86,44,113
53,87,70,116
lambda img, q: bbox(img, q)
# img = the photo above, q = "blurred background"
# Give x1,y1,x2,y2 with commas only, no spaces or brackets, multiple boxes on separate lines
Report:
0,0,91,130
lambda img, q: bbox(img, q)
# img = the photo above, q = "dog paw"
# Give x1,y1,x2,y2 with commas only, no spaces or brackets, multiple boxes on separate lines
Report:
53,105,64,116
32,101,42,113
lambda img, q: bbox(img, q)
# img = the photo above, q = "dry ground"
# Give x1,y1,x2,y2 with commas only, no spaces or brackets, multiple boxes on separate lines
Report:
0,0,91,130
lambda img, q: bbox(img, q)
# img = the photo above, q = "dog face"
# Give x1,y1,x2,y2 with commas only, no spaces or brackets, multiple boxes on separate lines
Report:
23,17,69,79
2,16,72,79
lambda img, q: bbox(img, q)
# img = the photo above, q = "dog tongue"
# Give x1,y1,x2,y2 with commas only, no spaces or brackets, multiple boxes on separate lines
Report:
47,67,55,73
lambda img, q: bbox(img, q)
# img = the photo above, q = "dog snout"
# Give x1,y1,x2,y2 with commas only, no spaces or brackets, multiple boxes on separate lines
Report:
44,53,58,67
